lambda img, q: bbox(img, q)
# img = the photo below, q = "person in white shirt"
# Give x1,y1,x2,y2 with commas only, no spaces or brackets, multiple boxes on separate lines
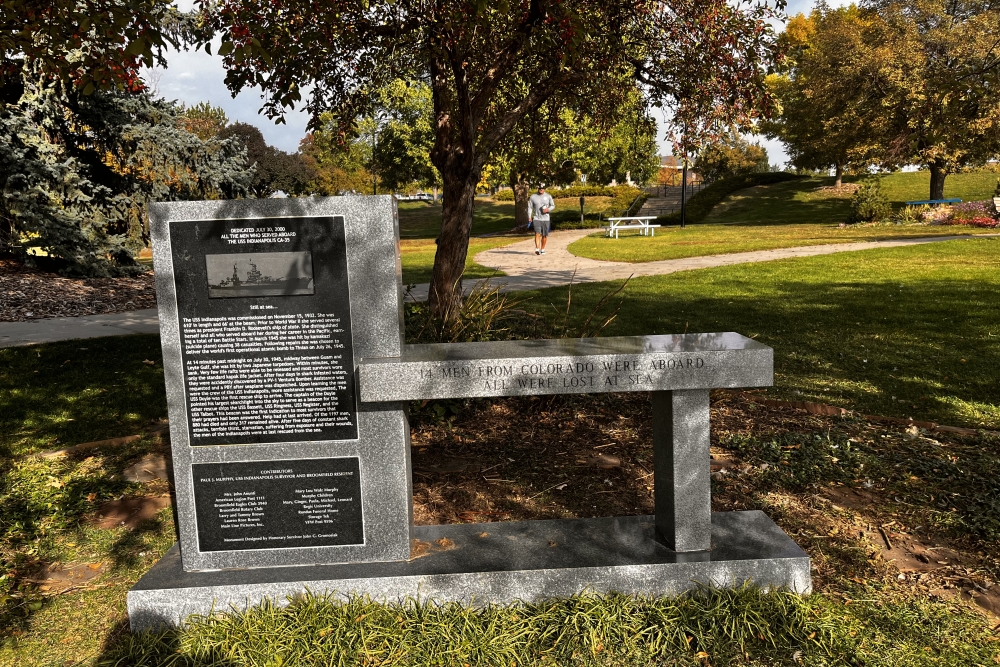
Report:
528,184,556,255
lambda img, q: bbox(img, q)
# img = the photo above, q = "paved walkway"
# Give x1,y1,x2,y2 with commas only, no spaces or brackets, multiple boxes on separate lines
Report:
405,229,998,300
2,231,994,347
0,309,160,349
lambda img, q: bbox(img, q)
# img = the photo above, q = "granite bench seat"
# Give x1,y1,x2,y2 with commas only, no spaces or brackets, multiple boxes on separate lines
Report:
358,333,772,402
359,333,775,555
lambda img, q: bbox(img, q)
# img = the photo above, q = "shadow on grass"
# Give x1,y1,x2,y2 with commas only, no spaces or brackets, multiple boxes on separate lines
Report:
703,177,852,225
107,514,172,573
96,618,242,667
0,334,167,458
526,242,1000,428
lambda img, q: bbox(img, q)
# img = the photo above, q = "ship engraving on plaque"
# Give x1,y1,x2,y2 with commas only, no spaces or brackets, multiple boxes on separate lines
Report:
206,252,315,298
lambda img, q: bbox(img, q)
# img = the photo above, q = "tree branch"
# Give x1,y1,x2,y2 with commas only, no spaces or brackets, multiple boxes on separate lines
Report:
474,69,578,168
468,0,545,126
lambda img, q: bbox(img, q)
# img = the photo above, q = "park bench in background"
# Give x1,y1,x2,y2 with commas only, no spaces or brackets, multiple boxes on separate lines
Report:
603,216,662,238
904,198,962,206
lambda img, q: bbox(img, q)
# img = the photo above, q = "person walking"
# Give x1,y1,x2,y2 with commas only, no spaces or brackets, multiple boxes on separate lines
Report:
528,183,556,255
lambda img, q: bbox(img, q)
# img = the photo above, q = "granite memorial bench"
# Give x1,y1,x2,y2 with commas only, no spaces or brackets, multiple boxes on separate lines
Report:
126,197,809,631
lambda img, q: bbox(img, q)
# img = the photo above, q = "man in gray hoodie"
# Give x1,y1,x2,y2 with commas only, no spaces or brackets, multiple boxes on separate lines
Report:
528,184,556,255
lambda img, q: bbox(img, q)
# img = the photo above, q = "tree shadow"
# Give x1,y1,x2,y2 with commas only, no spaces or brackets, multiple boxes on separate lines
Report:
0,334,167,459
557,268,1000,428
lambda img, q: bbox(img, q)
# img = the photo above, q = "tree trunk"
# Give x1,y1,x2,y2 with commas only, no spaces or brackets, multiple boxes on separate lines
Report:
929,160,947,200
428,166,478,318
834,162,843,188
0,215,12,255
512,176,530,228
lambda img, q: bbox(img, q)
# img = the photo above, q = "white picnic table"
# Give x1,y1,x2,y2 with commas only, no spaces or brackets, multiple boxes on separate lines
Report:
603,216,661,238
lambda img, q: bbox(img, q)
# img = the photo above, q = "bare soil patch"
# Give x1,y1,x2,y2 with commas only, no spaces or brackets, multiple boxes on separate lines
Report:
91,496,172,530
0,259,156,322
23,562,107,594
406,391,1000,619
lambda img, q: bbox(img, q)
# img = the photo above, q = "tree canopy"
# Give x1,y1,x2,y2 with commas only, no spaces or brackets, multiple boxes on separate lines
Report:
765,1,1000,198
198,0,784,314
181,101,229,140
217,122,312,197
761,6,882,185
869,0,1000,198
696,132,770,182
2,0,183,93
486,87,659,226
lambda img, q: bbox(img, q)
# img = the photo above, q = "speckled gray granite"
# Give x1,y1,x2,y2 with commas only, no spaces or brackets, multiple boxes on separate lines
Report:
128,511,811,631
358,333,772,401
653,390,711,552
150,197,413,571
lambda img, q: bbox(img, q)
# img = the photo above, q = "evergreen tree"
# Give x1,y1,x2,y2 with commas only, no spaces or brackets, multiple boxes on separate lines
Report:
0,72,251,275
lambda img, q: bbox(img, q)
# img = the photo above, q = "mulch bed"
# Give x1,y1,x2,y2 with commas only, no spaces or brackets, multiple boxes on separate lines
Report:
0,259,156,322
404,391,1000,618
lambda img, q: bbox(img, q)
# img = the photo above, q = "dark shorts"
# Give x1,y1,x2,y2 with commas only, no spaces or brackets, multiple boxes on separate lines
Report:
532,219,551,237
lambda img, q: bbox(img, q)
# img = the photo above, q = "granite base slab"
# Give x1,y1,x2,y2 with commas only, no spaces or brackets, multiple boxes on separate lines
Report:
127,511,811,631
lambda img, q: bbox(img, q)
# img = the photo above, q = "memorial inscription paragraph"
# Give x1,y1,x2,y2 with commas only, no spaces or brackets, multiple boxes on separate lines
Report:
167,216,358,445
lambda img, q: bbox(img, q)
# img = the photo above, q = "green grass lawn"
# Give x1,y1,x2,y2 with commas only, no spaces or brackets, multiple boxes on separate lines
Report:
567,220,997,263
702,171,999,226
400,237,514,284
534,238,1000,429
396,199,523,238
0,336,175,665
3,239,1000,666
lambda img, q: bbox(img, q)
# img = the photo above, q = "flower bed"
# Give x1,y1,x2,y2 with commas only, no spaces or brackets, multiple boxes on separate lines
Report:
944,216,999,228
945,201,999,228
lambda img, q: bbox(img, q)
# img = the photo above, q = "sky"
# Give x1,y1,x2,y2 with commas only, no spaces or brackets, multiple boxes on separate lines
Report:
147,0,852,165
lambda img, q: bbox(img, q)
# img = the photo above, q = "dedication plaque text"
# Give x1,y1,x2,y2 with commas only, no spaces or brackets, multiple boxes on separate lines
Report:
192,457,364,552
169,217,357,445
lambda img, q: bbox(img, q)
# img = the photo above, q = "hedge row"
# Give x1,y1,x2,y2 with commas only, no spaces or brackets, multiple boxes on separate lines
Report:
492,184,641,201
654,172,806,225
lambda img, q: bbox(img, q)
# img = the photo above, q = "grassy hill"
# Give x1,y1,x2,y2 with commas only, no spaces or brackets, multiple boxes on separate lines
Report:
703,171,999,226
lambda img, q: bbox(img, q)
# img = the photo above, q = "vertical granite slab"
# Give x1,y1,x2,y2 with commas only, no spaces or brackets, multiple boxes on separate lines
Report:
149,197,412,571
652,390,711,552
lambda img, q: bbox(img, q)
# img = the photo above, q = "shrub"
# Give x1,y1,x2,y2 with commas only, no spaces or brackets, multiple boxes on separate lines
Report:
847,178,891,224
654,172,804,225
492,184,639,201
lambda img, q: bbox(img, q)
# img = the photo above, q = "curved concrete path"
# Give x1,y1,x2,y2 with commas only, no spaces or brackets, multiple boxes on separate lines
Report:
1,231,995,347
405,229,998,299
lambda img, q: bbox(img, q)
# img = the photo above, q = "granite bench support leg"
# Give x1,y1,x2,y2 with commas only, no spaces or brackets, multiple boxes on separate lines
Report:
652,389,711,552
